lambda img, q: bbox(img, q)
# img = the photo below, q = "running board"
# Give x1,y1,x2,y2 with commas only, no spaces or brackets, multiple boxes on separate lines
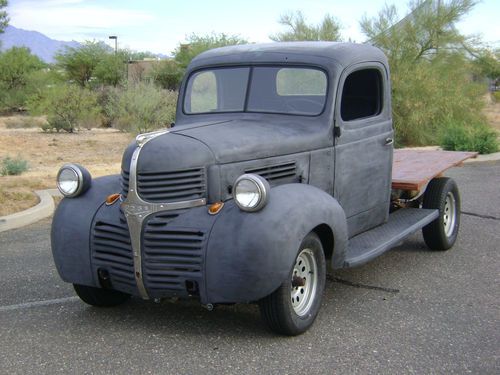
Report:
343,208,439,268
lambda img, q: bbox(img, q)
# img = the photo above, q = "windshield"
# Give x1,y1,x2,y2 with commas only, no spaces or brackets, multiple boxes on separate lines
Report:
184,66,327,116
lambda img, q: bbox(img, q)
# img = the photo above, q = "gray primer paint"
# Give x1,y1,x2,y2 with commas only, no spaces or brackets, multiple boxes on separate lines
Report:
52,42,394,302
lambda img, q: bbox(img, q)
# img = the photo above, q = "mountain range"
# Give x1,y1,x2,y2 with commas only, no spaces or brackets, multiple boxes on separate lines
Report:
0,25,81,63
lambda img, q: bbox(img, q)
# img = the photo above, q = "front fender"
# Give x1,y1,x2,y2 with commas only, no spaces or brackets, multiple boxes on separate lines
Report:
51,175,121,286
205,183,347,303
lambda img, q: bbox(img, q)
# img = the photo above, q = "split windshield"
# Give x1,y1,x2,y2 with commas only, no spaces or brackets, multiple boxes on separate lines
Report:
183,66,327,116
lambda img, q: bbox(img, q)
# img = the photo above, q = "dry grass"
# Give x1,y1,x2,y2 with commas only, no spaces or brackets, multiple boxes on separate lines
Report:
0,115,134,216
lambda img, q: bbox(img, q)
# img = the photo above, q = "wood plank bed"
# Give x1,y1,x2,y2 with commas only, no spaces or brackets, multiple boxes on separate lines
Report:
392,149,478,191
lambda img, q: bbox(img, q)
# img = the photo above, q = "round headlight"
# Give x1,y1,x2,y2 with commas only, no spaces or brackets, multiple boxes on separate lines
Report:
56,163,91,198
233,174,270,212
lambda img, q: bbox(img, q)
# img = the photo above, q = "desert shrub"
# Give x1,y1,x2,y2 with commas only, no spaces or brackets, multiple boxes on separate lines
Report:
492,91,500,103
29,84,100,132
105,82,176,134
1,155,29,176
95,86,116,127
440,122,499,154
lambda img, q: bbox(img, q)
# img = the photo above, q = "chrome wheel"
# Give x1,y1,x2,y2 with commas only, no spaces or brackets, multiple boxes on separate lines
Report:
291,248,318,316
443,192,456,237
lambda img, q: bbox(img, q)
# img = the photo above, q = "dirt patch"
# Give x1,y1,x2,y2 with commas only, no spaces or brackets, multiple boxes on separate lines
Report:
0,117,134,216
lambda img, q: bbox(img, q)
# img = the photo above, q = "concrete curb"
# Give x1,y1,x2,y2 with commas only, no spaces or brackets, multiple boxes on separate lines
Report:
463,151,500,163
0,189,62,233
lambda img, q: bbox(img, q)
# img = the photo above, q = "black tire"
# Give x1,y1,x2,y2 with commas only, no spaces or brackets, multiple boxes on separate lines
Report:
73,284,130,307
259,232,326,336
422,177,461,250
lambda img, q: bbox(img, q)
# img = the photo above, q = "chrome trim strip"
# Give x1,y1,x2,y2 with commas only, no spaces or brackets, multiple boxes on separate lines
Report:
121,129,206,299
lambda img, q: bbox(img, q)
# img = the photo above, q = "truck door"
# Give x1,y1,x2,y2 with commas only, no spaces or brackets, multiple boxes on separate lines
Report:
334,63,393,237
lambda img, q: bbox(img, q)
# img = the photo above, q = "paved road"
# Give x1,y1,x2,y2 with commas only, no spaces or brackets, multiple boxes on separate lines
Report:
1,161,499,374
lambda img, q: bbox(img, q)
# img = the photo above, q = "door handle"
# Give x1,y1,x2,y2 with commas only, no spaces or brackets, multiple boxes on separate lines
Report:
385,137,394,146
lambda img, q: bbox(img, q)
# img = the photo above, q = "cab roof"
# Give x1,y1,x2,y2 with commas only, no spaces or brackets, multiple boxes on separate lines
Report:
189,42,388,71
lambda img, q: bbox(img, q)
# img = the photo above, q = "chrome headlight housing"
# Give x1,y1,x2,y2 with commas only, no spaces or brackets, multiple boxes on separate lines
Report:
233,174,270,212
56,163,91,198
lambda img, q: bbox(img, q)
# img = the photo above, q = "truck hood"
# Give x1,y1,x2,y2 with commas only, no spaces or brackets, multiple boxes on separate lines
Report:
170,118,331,163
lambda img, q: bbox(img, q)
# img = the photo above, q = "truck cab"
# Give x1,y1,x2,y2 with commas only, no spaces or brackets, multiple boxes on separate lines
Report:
52,42,468,336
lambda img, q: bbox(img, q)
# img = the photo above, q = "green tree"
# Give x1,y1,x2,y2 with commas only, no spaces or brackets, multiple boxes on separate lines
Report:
359,0,494,150
94,53,126,87
55,41,110,87
0,47,45,111
0,0,8,34
270,11,342,42
174,33,247,69
148,59,184,90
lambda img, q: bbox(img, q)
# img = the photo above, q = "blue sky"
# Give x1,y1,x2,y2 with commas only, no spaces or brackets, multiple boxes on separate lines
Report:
7,0,500,55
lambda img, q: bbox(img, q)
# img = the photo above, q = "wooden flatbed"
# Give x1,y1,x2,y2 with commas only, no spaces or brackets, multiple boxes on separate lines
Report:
392,149,478,191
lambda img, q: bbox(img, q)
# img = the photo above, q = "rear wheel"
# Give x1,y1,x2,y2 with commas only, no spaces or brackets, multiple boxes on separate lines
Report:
73,284,130,307
259,232,326,336
422,177,460,250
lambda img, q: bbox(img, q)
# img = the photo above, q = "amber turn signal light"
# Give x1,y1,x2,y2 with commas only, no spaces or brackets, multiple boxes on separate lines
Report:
105,193,121,206
208,202,224,215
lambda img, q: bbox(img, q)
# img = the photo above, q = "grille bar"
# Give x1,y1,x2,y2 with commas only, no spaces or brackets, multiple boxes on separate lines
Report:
142,213,205,296
121,170,130,198
92,220,136,293
122,166,207,203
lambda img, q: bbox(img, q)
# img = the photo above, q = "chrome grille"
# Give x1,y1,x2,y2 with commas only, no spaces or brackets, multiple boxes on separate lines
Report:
136,168,206,203
143,212,205,297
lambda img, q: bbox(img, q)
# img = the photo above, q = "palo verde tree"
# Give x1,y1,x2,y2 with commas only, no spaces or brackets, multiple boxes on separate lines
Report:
360,0,495,149
270,11,342,42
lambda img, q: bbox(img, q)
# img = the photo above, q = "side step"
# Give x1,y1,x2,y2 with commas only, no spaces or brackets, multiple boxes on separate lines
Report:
343,208,439,268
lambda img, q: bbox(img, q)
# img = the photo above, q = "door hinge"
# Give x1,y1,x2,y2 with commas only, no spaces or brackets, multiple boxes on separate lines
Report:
334,126,342,138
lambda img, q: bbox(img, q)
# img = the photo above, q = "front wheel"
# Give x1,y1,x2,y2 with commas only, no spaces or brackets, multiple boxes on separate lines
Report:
422,177,461,250
73,284,130,307
259,232,326,336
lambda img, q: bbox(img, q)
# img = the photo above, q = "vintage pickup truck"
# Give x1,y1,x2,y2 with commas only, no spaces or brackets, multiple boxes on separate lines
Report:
52,42,476,335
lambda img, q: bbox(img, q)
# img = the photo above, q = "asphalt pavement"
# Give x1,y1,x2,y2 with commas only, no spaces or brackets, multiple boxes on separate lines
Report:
0,161,499,374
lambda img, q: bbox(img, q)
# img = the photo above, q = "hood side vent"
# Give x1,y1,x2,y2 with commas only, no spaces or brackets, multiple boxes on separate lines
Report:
245,161,298,184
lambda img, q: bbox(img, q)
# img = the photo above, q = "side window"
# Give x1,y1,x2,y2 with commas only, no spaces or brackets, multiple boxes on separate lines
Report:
187,71,217,113
340,69,383,121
